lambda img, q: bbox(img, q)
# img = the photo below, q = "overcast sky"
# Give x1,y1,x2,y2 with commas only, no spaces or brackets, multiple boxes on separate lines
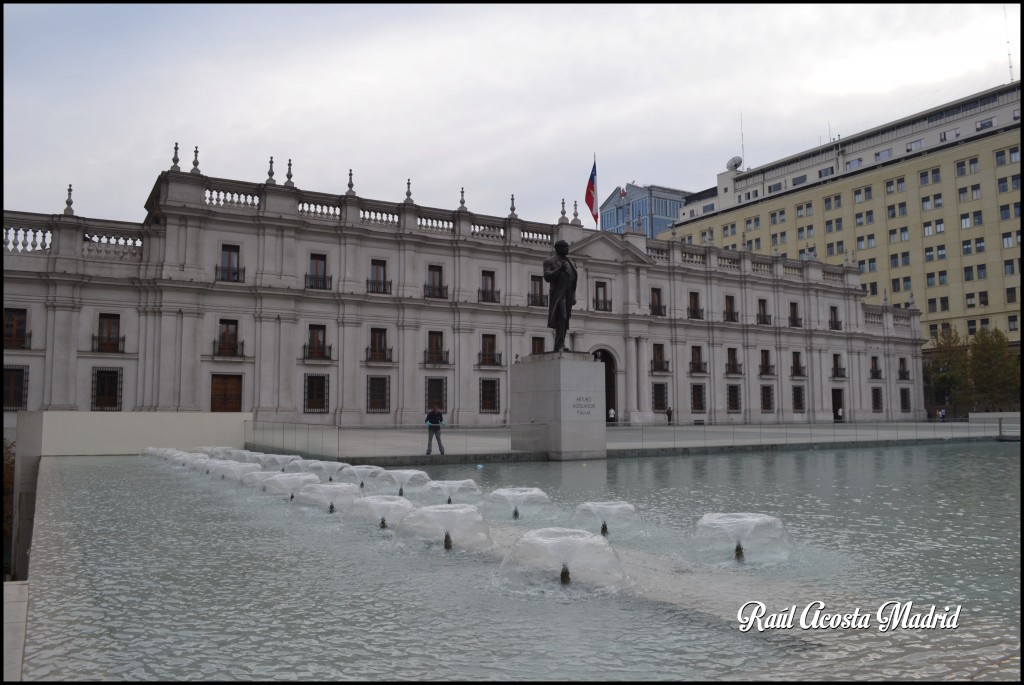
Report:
4,3,1021,227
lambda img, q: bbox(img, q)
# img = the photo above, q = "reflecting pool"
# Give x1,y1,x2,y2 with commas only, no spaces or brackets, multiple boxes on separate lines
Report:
23,442,1020,680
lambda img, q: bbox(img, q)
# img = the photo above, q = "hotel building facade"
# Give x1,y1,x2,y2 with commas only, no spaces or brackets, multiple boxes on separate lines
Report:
662,82,1021,351
4,153,926,435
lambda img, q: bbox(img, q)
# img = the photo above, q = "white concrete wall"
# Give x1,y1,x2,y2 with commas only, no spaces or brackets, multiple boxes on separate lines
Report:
15,410,251,456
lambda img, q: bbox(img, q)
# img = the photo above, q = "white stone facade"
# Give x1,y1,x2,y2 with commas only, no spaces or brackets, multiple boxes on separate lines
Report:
3,163,927,434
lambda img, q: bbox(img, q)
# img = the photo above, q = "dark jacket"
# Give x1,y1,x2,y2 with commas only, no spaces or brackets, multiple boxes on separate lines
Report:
425,410,444,430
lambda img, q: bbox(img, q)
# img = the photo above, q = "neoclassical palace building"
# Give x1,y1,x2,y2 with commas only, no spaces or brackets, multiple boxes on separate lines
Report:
3,151,926,433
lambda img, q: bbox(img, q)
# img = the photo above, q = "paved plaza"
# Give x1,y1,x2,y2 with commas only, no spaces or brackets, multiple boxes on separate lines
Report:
246,419,1012,466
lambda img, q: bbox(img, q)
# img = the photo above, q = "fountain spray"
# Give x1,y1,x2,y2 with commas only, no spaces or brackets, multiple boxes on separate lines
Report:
444,531,453,550
328,503,336,514
734,542,745,564
560,563,571,584
513,506,519,519
379,517,387,529
600,521,608,536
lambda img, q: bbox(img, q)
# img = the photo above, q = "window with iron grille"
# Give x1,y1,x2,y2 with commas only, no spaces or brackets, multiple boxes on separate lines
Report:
900,388,911,413
92,367,123,411
792,386,805,412
4,308,28,349
871,387,884,412
652,383,668,411
480,378,500,413
760,385,774,412
217,244,243,282
367,375,390,413
727,385,741,412
3,365,28,411
691,384,706,412
304,374,329,413
426,377,447,412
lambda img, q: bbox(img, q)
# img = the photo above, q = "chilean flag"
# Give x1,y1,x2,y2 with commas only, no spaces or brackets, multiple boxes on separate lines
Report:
584,159,599,227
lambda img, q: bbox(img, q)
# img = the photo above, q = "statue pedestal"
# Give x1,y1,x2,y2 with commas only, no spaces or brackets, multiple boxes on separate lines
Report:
510,351,607,461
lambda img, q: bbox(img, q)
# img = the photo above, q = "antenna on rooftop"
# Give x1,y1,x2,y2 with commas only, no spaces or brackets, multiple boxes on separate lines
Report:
1005,4,1016,82
740,112,746,170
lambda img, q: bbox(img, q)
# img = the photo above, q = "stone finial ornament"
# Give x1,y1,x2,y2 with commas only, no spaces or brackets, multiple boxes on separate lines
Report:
346,169,356,196
558,198,568,224
63,184,74,216
190,146,201,174
405,179,413,204
266,157,276,185
570,200,582,227
170,142,180,171
284,159,294,187
508,194,517,219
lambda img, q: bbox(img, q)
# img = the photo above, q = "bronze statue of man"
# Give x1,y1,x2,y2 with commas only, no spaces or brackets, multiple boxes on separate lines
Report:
542,239,578,351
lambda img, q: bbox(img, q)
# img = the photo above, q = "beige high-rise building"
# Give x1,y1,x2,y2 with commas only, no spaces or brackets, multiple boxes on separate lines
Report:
661,82,1021,352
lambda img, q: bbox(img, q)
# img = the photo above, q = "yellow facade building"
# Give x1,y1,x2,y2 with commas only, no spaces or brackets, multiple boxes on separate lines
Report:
662,83,1020,351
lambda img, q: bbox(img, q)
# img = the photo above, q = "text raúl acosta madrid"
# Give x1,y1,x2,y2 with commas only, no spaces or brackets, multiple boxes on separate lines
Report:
737,601,961,632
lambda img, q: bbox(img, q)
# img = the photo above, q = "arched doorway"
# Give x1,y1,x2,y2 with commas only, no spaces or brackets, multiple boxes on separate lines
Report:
593,349,617,422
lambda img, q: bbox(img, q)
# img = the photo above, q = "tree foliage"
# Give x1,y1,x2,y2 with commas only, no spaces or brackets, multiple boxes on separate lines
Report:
968,327,1019,411
925,327,970,410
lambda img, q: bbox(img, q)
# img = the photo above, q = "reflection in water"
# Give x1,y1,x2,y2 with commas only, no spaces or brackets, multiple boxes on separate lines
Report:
23,442,1020,681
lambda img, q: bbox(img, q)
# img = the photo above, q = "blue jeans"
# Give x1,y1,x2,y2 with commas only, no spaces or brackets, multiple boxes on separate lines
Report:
427,428,444,454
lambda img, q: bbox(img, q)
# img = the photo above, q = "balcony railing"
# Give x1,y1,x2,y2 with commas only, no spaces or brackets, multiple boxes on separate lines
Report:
756,313,772,325
651,360,670,373
689,361,708,374
213,340,244,357
478,352,502,366
687,307,704,320
93,335,125,353
722,310,739,323
758,364,776,376
528,293,548,307
478,289,501,303
869,369,883,380
367,279,392,294
305,274,332,290
303,344,332,360
215,266,245,283
831,367,847,379
789,316,803,328
424,284,449,299
4,332,30,350
593,298,613,312
898,369,911,381
791,365,807,377
725,363,743,375
829,319,843,331
366,347,393,363
650,304,666,316
424,349,450,365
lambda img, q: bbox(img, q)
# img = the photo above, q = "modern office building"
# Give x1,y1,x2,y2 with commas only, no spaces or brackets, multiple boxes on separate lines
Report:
599,183,690,239
4,152,926,435
661,82,1021,350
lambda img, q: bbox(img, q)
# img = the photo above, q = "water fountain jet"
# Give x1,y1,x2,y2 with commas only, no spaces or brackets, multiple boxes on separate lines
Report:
694,513,794,564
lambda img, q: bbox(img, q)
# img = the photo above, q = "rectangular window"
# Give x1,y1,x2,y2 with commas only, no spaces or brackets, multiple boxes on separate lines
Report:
218,244,242,282
531,336,546,354
871,387,883,412
307,324,327,359
691,384,706,412
367,375,390,413
308,253,329,289
368,259,390,294
217,319,239,357
426,377,447,412
426,265,447,299
3,365,28,411
727,385,741,412
92,367,123,411
369,327,389,362
792,386,805,413
876,148,892,162
900,388,911,413
304,374,329,413
760,385,774,412
96,313,122,353
480,334,499,365
652,383,668,411
479,270,499,303
480,378,500,413
4,308,28,349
